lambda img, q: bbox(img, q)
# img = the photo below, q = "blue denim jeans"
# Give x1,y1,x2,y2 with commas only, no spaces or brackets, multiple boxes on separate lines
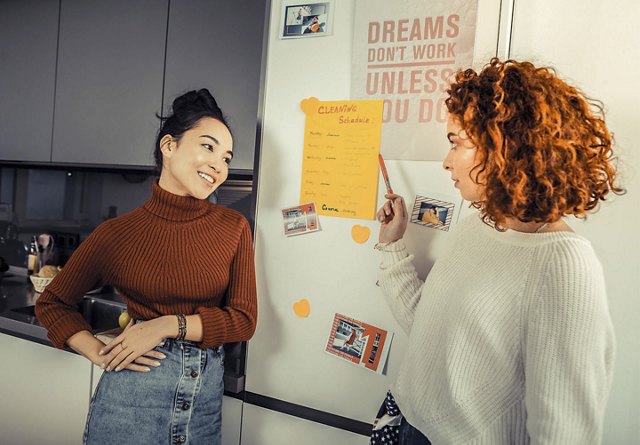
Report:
84,339,225,444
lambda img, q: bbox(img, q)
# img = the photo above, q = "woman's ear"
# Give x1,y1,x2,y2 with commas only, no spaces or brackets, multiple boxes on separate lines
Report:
160,135,174,157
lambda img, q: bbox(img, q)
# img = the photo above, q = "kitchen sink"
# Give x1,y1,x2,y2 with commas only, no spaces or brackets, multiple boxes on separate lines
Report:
11,296,125,332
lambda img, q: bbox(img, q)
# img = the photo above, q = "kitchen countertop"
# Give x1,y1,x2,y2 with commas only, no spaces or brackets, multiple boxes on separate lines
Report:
0,273,246,394
0,272,124,347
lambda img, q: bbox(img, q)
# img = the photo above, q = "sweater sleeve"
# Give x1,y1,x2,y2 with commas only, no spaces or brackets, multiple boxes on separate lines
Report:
34,225,108,349
196,217,257,348
378,239,425,334
524,243,615,445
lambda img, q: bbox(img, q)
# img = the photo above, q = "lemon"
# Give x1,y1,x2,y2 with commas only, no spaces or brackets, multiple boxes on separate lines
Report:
118,311,131,329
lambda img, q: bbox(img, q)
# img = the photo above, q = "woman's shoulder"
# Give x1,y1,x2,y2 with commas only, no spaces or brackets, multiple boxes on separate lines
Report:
206,203,251,230
529,234,606,309
545,234,602,274
208,203,246,220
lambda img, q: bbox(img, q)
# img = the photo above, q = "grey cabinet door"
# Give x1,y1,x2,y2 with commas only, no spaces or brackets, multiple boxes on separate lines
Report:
163,0,266,172
0,0,58,162
52,0,168,167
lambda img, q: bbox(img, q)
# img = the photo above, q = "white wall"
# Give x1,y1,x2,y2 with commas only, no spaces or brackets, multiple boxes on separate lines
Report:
509,1,640,443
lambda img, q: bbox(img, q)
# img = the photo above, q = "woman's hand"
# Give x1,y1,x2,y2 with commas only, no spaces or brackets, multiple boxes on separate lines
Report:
66,329,164,373
99,318,169,372
377,193,408,243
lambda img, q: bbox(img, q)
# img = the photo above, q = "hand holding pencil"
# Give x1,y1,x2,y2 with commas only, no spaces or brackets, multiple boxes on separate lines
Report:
378,153,394,195
377,154,408,243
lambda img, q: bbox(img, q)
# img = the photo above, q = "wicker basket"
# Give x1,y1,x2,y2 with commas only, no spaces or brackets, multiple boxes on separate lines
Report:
30,275,54,293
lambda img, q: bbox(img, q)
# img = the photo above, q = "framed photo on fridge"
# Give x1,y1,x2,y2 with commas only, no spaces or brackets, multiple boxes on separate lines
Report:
280,0,334,39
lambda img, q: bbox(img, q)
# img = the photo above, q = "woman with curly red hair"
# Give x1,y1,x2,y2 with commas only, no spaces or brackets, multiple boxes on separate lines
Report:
371,59,623,445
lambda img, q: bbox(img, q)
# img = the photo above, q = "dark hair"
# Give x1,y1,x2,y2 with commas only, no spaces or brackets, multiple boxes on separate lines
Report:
154,89,231,173
445,58,624,229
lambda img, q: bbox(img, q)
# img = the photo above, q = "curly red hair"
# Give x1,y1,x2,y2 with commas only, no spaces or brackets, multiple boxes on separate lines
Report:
445,58,623,228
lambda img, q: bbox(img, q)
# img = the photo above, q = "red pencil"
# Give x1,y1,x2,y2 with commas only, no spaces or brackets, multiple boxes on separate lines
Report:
378,153,394,194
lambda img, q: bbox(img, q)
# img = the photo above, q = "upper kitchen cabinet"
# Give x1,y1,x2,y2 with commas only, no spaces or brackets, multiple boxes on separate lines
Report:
163,0,266,172
52,0,168,167
0,0,59,162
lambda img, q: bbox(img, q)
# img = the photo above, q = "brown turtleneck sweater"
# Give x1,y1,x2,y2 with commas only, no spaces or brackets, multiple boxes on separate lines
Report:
35,181,257,350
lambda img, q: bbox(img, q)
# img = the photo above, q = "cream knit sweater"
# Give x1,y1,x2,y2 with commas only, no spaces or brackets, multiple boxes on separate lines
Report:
378,214,615,444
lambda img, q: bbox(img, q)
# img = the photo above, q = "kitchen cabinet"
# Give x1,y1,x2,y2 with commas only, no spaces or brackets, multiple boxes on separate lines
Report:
1,0,264,170
163,0,266,171
240,403,370,445
0,0,59,162
51,0,168,167
0,333,92,445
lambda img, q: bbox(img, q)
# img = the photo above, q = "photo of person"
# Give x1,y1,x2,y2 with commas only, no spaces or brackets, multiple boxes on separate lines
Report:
410,196,456,231
285,7,305,25
281,2,332,38
325,313,394,374
284,208,307,232
418,204,446,225
332,320,364,359
302,15,325,34
282,202,319,236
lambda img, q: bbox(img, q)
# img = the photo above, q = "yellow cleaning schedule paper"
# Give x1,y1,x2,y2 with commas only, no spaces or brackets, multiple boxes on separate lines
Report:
300,97,384,220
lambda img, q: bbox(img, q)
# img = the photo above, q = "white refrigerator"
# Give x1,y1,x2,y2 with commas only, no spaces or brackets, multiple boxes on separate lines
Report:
241,1,502,443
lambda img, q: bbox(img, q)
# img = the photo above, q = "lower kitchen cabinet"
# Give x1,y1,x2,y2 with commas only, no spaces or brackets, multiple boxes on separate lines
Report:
240,403,370,445
0,333,92,445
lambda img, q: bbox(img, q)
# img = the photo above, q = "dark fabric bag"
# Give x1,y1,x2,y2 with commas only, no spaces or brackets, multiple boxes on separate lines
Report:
370,390,401,445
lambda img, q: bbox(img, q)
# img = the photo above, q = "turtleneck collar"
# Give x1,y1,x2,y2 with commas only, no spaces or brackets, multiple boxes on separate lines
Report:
143,180,211,222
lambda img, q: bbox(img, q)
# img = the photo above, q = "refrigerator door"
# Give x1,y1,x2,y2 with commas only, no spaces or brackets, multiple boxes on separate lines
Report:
246,0,500,435
241,403,370,445
248,160,455,423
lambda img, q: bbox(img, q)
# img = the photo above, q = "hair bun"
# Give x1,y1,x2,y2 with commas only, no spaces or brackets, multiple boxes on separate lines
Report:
171,88,222,116
196,88,222,114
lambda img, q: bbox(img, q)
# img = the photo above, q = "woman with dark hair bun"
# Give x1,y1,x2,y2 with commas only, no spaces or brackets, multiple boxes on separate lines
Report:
36,88,257,444
371,59,623,444
153,89,231,175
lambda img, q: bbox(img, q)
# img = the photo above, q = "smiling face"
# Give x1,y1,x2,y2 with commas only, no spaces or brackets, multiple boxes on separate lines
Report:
442,115,484,202
158,117,233,200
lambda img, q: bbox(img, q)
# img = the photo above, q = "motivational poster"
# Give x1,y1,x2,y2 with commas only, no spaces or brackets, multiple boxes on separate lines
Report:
351,0,479,160
299,97,384,220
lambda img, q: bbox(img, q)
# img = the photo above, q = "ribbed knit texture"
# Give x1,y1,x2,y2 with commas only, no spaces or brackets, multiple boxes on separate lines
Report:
35,181,257,350
378,214,615,445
